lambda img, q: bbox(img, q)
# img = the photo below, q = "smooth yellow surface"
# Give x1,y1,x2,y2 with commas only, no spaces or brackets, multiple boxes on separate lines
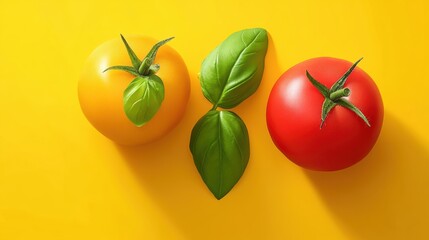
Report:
1,0,428,239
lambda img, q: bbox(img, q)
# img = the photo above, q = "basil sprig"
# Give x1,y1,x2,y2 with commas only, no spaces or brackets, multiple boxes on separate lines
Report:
104,35,173,126
190,28,268,199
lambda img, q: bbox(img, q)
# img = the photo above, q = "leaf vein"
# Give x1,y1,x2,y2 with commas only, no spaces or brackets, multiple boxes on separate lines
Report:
223,118,244,173
217,31,262,105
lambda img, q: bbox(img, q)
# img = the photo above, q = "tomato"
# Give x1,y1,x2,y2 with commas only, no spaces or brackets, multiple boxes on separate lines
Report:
266,57,383,171
79,36,190,145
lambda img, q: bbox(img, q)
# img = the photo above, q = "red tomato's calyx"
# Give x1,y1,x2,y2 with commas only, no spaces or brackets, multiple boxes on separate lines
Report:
306,58,371,128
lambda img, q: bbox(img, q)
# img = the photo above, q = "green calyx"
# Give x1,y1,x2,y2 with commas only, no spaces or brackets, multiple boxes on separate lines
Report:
103,34,173,127
306,58,371,128
104,34,174,77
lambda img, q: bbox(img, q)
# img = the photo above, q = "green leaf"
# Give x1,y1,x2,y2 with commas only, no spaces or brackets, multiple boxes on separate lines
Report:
306,70,330,98
190,110,250,199
336,98,371,127
120,34,141,70
321,99,336,128
123,75,164,127
330,58,363,91
200,28,268,109
103,65,139,76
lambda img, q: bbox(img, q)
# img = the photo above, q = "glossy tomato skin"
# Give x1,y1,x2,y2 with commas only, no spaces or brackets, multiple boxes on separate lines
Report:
266,57,383,171
79,36,190,145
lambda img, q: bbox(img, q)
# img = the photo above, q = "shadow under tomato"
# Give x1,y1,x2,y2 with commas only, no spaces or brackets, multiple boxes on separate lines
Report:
115,34,285,240
304,113,429,239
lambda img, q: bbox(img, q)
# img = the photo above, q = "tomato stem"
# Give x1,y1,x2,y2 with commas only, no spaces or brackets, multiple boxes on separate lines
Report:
138,58,152,75
211,104,218,111
330,88,350,101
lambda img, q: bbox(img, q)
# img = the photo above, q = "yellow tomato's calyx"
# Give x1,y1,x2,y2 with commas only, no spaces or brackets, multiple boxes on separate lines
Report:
306,58,371,128
137,37,175,76
104,35,174,78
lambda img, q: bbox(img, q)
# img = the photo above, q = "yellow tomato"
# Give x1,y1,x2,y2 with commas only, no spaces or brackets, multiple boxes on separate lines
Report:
78,36,190,145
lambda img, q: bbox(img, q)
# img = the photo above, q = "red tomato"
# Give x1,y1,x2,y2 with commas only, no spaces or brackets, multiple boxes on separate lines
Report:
266,57,383,171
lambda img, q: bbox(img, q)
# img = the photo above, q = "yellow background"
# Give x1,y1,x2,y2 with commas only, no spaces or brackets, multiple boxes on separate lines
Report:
1,0,428,239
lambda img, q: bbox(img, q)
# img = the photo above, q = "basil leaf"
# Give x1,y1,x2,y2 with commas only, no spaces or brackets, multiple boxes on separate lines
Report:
190,110,250,199
200,28,268,109
123,75,164,127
